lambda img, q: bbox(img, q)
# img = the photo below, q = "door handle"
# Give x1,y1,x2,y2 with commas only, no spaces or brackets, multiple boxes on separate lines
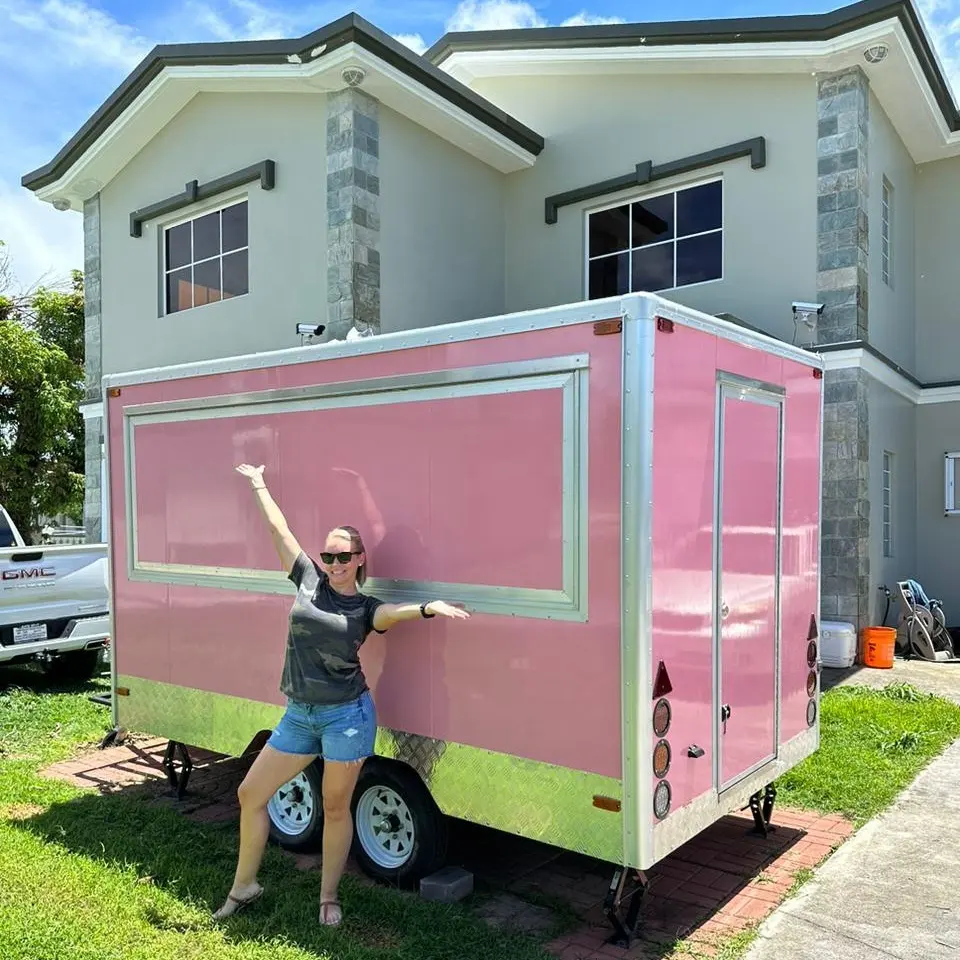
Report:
721,704,732,733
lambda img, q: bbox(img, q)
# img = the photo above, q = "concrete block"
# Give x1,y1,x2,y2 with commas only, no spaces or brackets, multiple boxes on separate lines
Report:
420,866,474,903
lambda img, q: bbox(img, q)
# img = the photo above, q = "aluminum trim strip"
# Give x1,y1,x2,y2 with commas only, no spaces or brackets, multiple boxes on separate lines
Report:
648,296,823,371
619,296,657,868
100,294,820,390
102,299,630,388
120,354,590,417
716,370,787,399
128,372,575,428
115,674,624,863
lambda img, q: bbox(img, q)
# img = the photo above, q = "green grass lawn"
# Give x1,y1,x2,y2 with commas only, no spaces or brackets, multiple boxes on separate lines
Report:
0,667,556,960
776,681,960,825
1,668,959,960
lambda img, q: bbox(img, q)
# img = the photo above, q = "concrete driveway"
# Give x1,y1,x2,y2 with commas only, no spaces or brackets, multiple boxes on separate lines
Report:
747,658,960,960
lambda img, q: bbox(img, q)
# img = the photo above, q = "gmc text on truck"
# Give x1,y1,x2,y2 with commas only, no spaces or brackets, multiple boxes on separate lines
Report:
0,505,110,680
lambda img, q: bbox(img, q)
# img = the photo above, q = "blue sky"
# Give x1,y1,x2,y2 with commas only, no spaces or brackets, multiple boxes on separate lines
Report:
1,0,958,290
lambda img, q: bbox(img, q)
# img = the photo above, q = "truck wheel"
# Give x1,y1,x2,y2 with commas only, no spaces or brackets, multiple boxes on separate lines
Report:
43,649,102,683
351,760,448,887
267,760,324,852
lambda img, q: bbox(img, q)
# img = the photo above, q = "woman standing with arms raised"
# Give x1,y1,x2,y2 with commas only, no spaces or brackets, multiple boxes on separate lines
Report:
214,463,469,926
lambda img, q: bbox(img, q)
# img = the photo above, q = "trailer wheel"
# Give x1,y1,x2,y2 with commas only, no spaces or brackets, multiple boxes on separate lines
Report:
43,649,102,683
351,760,447,886
267,760,324,852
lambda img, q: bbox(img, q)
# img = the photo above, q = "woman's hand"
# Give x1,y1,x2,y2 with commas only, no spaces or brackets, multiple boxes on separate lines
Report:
236,463,267,489
424,601,471,620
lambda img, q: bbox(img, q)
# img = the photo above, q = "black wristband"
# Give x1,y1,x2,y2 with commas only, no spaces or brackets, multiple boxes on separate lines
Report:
420,602,436,619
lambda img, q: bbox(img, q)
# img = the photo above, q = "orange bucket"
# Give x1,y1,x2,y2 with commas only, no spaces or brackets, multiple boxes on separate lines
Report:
861,626,897,669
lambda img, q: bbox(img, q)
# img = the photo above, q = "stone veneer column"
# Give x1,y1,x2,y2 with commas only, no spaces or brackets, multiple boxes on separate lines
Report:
83,195,104,543
816,67,871,629
326,88,380,339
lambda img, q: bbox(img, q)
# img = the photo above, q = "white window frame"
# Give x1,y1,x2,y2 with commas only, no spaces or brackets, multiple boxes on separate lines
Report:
583,177,725,300
945,452,960,516
881,176,893,288
882,451,893,557
162,196,250,315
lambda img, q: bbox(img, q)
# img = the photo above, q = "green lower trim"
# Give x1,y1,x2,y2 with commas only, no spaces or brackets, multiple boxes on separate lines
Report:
118,675,624,863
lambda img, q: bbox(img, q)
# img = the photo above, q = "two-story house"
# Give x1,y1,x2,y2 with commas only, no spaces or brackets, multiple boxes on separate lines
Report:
21,0,960,631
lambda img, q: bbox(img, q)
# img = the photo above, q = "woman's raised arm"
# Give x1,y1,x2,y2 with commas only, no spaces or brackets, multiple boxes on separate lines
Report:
235,464,302,574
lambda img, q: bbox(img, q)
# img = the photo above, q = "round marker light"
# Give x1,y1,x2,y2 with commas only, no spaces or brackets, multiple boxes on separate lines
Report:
653,780,672,820
806,670,818,698
653,698,671,737
807,698,817,727
807,640,818,667
653,739,671,779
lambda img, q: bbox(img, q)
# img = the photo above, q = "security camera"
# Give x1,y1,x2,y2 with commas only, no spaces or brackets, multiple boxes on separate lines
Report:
792,301,824,315
296,323,326,337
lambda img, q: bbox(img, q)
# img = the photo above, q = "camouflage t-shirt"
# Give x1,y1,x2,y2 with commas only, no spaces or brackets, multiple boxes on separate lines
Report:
280,551,385,705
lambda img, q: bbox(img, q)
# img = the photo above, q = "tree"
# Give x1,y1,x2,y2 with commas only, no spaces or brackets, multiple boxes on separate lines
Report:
0,241,85,542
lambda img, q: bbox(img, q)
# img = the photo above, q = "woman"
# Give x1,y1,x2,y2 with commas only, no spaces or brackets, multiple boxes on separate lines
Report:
214,463,470,926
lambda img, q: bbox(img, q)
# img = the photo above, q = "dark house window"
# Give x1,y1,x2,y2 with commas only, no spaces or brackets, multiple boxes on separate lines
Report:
164,200,249,314
587,181,723,299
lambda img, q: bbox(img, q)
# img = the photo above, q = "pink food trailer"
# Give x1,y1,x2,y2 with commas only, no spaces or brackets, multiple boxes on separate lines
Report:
102,292,823,943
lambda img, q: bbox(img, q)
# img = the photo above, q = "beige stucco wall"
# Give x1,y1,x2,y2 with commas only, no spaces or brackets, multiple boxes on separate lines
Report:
99,91,327,374
473,72,819,344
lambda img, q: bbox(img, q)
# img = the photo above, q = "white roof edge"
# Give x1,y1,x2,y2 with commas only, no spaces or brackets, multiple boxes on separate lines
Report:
102,294,821,391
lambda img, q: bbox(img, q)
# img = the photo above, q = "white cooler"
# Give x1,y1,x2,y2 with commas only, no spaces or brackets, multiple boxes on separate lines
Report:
820,620,858,668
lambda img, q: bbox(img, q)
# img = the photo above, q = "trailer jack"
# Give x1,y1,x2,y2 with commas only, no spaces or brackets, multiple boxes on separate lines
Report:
604,866,648,948
747,784,777,837
162,741,193,800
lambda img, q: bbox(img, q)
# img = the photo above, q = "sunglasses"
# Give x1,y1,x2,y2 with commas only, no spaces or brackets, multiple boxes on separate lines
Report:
320,551,361,565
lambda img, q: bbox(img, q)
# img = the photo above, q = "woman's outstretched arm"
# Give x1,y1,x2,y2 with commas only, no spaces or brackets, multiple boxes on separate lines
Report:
373,600,470,633
235,464,302,574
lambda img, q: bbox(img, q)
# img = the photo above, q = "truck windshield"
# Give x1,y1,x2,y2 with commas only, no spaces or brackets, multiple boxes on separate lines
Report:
0,514,15,549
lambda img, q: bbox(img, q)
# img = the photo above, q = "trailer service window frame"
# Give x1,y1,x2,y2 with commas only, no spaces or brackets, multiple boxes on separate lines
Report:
119,354,591,622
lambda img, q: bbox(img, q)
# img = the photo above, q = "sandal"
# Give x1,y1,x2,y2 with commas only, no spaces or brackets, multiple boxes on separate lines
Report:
319,899,342,926
213,885,264,920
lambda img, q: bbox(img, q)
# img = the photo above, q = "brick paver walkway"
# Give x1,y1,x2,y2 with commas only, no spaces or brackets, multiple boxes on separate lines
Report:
44,737,852,959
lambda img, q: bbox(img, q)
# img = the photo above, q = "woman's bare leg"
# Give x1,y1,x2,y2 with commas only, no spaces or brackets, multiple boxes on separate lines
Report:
213,745,316,918
318,759,365,925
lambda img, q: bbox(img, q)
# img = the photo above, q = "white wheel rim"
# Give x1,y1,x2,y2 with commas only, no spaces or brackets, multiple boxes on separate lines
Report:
355,785,415,869
268,772,317,838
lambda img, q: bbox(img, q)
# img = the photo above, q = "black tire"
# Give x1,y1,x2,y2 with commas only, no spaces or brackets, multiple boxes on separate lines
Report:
350,759,447,887
267,759,325,852
43,648,102,683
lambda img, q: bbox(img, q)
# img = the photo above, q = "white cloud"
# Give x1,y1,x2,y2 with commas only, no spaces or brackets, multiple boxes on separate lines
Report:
178,0,301,43
444,1,622,33
447,0,545,32
394,32,428,55
560,11,624,26
0,0,147,289
0,183,82,291
918,0,960,97
3,0,151,71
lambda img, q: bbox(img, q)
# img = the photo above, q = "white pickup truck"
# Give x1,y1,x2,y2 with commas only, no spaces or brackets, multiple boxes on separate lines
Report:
0,504,109,680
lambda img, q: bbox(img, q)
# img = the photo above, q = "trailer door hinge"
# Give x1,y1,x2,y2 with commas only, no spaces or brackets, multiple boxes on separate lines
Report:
594,319,623,336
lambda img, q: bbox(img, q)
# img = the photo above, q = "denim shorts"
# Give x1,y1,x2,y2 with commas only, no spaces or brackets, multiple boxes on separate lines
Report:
267,689,377,763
